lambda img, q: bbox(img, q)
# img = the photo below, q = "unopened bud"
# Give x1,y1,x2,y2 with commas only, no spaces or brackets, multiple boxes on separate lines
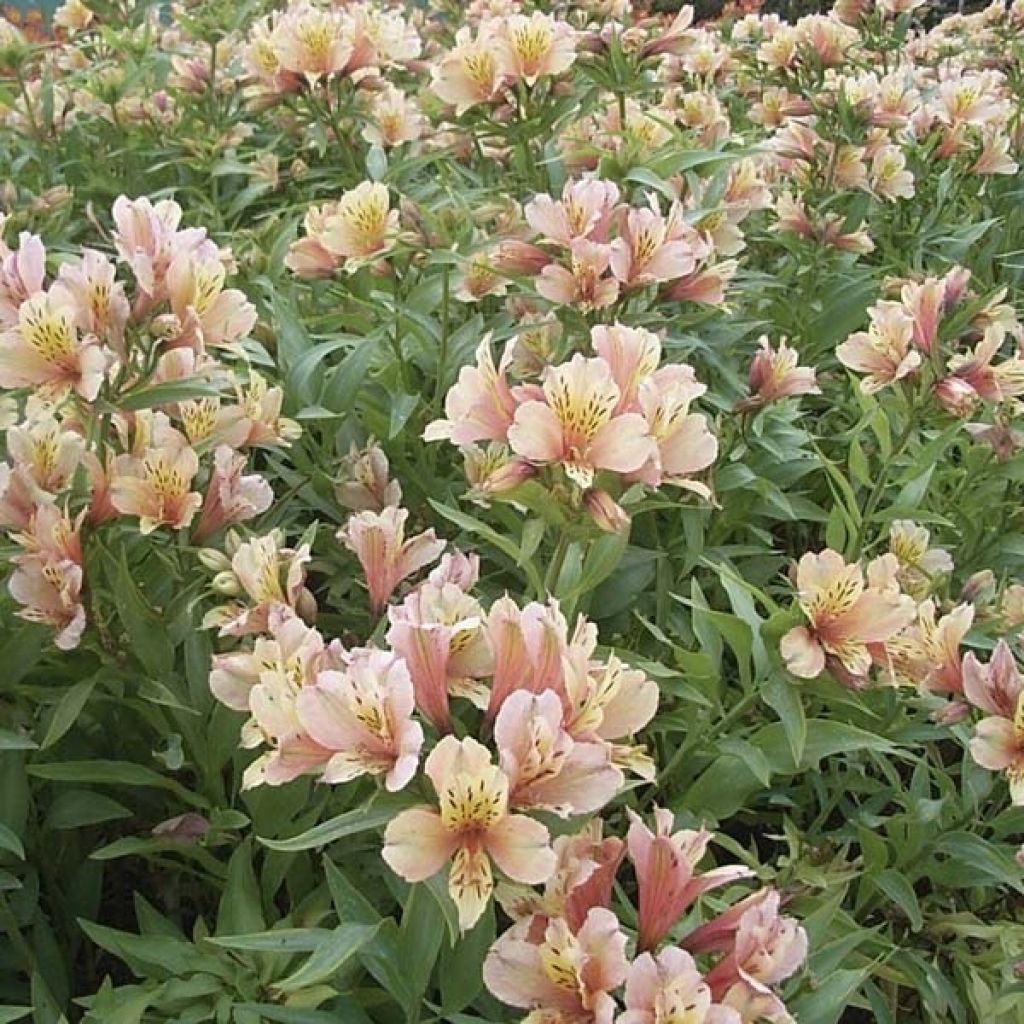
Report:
930,700,970,726
584,489,631,534
197,548,232,573
935,377,978,417
296,588,318,623
212,570,241,596
960,569,995,604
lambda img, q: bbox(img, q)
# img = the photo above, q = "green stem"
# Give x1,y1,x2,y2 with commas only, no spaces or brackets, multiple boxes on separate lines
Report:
545,532,572,597
434,265,450,413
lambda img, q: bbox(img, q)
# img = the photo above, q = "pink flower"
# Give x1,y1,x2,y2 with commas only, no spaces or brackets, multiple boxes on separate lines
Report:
6,410,85,495
203,532,313,637
507,353,654,489
192,446,274,543
427,551,480,591
271,3,353,85
836,301,921,394
383,735,556,930
584,488,631,533
386,582,492,731
963,640,1024,718
970,688,1024,805
901,278,944,354
627,807,754,952
295,648,423,791
621,947,741,1024
424,337,517,446
610,197,705,287
338,505,445,614
8,556,86,650
335,440,402,512
741,336,819,409
0,292,108,400
485,596,578,717
663,260,738,307
431,25,507,115
483,908,628,1024
631,366,717,495
536,239,620,311
495,690,622,816
497,12,577,86
703,890,807,1008
780,549,916,682
166,252,257,350
110,420,201,534
525,179,621,247
0,229,46,326
885,601,974,693
319,183,400,269
49,248,129,353
590,323,662,411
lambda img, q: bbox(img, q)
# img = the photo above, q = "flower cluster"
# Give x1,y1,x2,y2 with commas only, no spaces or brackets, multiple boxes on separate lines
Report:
0,203,283,648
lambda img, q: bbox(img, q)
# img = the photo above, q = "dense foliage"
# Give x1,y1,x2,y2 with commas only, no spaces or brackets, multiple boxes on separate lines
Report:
1,0,1023,1021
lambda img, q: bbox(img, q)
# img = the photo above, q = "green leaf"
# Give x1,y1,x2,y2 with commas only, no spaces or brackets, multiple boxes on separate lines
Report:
933,832,1024,892
206,928,333,953
117,377,223,412
259,802,407,852
0,729,37,751
321,341,378,414
40,677,98,750
439,905,495,1013
111,553,175,679
790,967,874,1024
0,1009,32,1023
400,883,446,1003
761,673,806,765
45,791,132,830
0,822,25,859
871,868,923,931
27,761,206,808
217,840,266,936
273,923,380,994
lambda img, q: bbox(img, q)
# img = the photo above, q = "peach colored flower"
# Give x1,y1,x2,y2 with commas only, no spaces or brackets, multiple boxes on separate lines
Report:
536,239,620,311
431,25,506,115
525,178,621,247
703,890,807,1014
8,555,86,650
621,947,741,1024
383,736,556,930
610,197,706,287
166,252,257,350
632,366,717,495
386,582,492,731
836,301,921,394
590,323,662,411
6,410,85,496
663,260,738,307
110,420,201,534
271,3,353,85
362,84,424,148
0,229,46,325
497,12,577,85
50,248,129,353
627,807,754,952
886,601,974,693
780,549,916,682
741,336,819,409
0,292,107,400
203,532,313,637
900,278,944,355
495,689,622,816
295,647,423,791
424,336,517,446
335,439,402,512
192,446,274,543
319,182,399,269
338,505,445,614
507,353,654,488
285,202,344,278
483,908,628,1024
887,519,953,597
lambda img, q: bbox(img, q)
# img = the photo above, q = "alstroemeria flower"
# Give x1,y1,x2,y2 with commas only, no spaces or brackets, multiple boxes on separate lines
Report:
386,582,493,731
885,601,974,694
49,248,129,352
383,736,556,930
610,196,706,288
8,556,86,651
497,12,577,86
203,532,313,637
6,410,85,496
271,3,353,85
431,25,506,115
887,519,953,598
320,182,400,269
166,252,257,350
590,323,662,412
483,908,628,1024
423,337,517,446
0,229,46,326
621,947,741,1024
192,446,274,543
110,421,201,534
525,179,621,247
494,689,622,817
338,505,445,614
970,694,1024,805
741,336,820,409
836,301,921,394
0,292,107,400
295,647,423,791
963,640,1024,718
536,239,620,311
627,807,754,952
780,549,916,682
507,353,654,489
703,889,807,1012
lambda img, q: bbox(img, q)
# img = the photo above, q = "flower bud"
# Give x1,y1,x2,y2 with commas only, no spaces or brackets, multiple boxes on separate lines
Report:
930,700,970,725
584,489,631,534
934,376,978,417
211,570,241,596
959,569,995,604
197,547,232,573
